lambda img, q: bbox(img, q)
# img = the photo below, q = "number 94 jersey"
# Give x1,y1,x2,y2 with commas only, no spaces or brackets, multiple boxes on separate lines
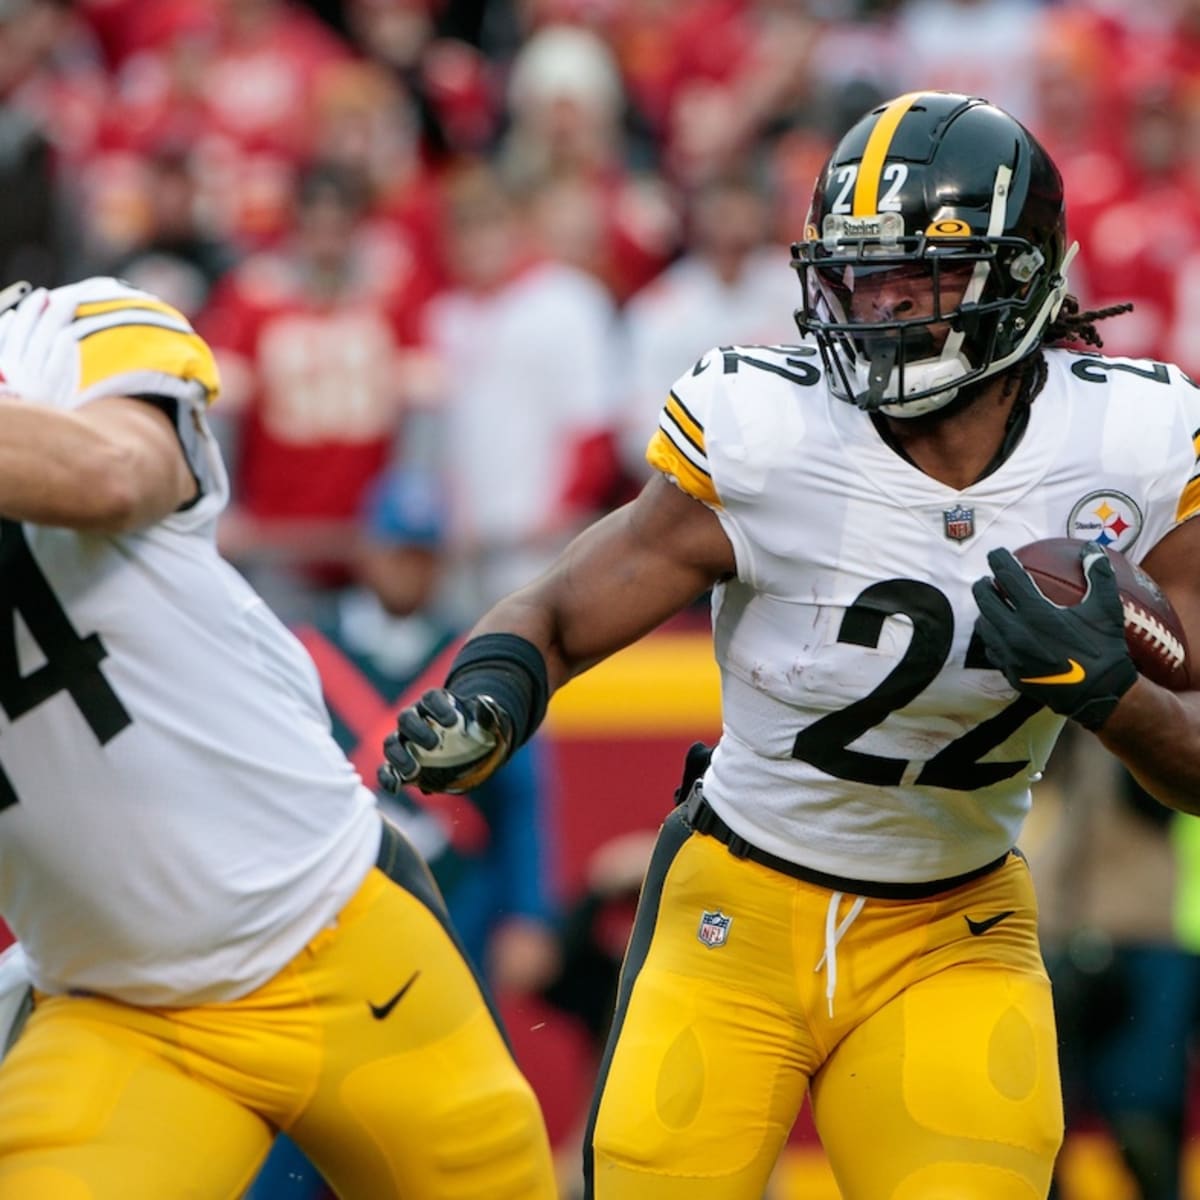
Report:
0,279,380,1005
647,343,1200,884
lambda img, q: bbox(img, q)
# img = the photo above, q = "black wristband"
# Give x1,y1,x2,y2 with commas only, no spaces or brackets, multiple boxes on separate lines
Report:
444,633,550,749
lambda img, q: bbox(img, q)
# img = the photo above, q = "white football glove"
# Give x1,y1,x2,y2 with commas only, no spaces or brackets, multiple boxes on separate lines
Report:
0,282,79,403
0,943,33,1062
380,689,513,795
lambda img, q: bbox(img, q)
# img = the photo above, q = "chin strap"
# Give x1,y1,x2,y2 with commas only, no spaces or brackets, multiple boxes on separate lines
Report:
864,339,898,409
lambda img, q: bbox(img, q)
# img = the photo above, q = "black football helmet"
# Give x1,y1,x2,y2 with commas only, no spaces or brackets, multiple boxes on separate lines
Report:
792,92,1076,417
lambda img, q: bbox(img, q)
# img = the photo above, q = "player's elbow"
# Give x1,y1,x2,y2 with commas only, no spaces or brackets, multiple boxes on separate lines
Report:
73,442,167,532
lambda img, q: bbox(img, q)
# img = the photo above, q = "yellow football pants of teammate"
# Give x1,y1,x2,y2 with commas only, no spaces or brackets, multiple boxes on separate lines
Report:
585,808,1063,1199
0,824,556,1199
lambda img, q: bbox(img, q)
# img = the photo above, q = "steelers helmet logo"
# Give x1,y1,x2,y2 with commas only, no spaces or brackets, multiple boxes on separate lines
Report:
1067,490,1143,552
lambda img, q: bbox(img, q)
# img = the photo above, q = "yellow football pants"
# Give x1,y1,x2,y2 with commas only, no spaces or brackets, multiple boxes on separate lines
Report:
585,809,1063,1199
0,823,556,1200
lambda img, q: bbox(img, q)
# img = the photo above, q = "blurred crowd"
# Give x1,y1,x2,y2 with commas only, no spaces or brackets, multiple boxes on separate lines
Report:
8,0,1200,1195
6,0,1200,630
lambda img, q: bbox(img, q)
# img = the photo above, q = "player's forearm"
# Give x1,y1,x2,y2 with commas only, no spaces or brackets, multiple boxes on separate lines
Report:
471,510,712,694
0,401,135,527
1096,679,1200,814
0,399,180,532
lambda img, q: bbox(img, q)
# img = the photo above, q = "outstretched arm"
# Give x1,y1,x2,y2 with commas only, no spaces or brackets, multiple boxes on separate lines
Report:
382,474,735,793
473,473,736,690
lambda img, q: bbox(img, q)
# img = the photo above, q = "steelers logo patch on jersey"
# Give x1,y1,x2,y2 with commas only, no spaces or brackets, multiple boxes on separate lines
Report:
1067,490,1143,552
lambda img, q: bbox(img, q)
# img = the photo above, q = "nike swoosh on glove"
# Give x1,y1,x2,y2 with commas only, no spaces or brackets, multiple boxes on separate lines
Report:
972,541,1138,730
379,688,514,795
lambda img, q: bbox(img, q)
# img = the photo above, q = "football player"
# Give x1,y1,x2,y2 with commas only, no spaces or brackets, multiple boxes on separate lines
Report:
0,278,556,1199
382,91,1200,1199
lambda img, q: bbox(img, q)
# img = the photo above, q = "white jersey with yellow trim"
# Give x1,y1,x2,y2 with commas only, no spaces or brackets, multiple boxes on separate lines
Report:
0,278,380,1005
649,342,1200,883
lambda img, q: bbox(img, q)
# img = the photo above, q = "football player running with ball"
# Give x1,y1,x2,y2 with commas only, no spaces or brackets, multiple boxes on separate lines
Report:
0,278,556,1200
383,92,1200,1200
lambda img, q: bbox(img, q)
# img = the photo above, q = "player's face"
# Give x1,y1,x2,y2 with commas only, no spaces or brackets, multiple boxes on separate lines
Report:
821,260,976,353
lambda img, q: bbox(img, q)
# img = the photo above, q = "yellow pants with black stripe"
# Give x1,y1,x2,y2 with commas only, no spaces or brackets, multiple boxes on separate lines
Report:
584,808,1063,1199
0,825,556,1200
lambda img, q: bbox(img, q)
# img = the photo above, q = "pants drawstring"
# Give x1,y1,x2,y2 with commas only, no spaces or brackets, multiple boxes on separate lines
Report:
813,891,866,1018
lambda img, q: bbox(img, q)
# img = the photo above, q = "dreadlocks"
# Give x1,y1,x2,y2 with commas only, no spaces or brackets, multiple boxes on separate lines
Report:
1044,294,1134,350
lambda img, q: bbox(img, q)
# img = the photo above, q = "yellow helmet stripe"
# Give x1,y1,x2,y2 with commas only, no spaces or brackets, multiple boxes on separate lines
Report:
853,91,924,216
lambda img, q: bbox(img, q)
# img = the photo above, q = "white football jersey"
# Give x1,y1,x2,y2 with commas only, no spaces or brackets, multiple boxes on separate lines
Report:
0,278,380,1004
649,342,1200,883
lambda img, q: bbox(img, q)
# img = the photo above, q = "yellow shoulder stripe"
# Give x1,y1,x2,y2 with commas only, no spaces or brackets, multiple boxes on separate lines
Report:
1177,476,1200,523
646,429,720,507
79,324,220,403
75,298,188,322
1191,427,1200,458
665,390,704,453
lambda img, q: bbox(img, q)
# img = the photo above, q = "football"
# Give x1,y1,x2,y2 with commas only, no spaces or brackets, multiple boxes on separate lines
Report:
1012,537,1190,691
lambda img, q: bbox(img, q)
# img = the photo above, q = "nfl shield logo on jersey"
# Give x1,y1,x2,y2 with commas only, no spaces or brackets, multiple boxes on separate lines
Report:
697,910,732,949
943,505,975,542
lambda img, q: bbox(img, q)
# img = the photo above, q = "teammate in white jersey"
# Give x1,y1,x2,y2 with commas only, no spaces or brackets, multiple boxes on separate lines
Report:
0,277,556,1199
382,91,1200,1200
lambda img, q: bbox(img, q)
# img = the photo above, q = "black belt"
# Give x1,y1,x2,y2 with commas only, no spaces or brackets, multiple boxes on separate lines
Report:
376,817,404,875
681,786,1010,900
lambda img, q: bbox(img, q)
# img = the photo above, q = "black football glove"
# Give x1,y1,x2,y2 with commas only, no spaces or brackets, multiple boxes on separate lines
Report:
379,688,514,795
972,541,1138,731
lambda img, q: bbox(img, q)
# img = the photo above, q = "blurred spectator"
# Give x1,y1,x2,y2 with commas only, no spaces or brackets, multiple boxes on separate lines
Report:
1029,726,1200,1200
661,0,823,188
76,0,215,69
99,0,355,248
617,171,799,479
499,23,678,301
294,463,564,987
345,0,503,158
104,144,236,318
419,160,623,626
0,101,60,286
199,162,431,624
891,0,1045,123
310,59,448,286
0,0,109,282
1027,7,1127,258
1065,77,1200,371
0,0,109,163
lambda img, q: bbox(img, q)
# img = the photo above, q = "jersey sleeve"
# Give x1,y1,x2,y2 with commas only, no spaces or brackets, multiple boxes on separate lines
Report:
645,350,725,508
62,277,220,410
1139,365,1200,555
57,277,228,530
645,346,813,587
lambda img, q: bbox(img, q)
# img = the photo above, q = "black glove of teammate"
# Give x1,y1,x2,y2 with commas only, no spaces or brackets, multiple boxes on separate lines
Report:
972,541,1138,731
379,689,514,795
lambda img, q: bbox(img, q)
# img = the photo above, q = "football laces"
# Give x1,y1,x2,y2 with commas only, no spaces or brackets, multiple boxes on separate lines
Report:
1123,600,1186,670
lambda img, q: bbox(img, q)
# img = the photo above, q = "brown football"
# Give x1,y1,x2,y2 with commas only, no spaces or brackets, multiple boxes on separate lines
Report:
1013,537,1190,690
